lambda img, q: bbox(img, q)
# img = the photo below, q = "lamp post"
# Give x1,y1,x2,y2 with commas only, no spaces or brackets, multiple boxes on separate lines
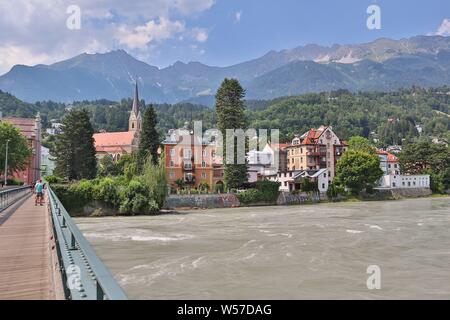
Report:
4,139,9,186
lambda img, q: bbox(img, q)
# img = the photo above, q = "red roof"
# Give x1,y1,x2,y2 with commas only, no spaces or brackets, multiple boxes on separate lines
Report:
387,153,398,162
93,131,135,147
377,150,389,155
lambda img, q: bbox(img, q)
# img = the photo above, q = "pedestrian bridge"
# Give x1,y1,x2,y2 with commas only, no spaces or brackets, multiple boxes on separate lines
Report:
0,186,127,300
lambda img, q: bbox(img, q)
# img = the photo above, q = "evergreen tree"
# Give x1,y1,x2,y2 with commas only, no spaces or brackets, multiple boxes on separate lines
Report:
53,109,97,180
215,78,248,189
138,106,160,166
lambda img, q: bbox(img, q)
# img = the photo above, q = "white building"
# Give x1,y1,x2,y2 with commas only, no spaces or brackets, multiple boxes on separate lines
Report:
266,169,329,193
247,142,288,182
377,149,429,189
380,174,430,189
41,146,55,177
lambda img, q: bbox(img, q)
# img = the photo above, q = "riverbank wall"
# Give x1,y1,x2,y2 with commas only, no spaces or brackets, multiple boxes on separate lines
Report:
163,194,240,210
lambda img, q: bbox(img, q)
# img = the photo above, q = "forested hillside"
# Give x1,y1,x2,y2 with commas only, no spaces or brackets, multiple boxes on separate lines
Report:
1,87,449,148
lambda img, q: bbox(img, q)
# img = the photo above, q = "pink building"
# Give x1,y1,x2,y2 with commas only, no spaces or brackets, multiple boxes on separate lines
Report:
2,114,42,185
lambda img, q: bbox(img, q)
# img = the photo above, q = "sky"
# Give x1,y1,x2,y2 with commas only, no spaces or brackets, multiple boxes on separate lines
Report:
0,0,449,74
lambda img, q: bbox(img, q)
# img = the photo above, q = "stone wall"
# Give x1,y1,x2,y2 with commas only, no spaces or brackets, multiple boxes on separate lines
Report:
276,192,325,205
163,193,240,209
388,188,432,199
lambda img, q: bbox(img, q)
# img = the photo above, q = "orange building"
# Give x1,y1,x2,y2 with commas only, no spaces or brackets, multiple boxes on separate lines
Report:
1,114,42,184
286,126,347,182
162,127,224,191
93,81,141,160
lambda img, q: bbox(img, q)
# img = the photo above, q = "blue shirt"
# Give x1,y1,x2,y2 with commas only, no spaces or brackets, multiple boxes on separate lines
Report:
35,183,44,193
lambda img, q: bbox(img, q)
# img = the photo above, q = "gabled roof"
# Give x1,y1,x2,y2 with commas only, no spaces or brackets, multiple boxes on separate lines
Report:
93,131,135,147
387,153,399,162
292,168,327,180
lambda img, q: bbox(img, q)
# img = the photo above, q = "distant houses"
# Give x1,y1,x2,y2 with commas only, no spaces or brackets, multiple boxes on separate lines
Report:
159,124,430,193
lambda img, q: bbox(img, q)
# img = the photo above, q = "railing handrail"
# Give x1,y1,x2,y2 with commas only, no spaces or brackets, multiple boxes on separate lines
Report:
0,186,31,214
47,186,127,300
0,185,30,195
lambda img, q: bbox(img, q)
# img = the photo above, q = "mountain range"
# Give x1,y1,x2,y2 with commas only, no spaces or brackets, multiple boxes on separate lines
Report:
1,35,450,105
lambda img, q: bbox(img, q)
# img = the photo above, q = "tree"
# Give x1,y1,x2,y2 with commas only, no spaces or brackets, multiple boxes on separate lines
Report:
335,150,383,195
53,109,97,180
348,136,376,154
215,78,248,189
138,106,160,167
140,155,168,210
98,155,120,177
399,141,450,192
0,121,32,176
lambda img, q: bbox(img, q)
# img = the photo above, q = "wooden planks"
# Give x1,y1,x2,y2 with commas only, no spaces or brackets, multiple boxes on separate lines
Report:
0,196,54,300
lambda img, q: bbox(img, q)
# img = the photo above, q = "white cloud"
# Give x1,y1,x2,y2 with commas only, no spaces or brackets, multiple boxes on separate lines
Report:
0,0,215,74
117,18,185,49
193,28,209,42
434,18,450,36
235,11,242,23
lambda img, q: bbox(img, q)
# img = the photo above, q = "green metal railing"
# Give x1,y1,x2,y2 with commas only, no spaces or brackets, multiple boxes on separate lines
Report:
47,186,127,300
0,186,31,213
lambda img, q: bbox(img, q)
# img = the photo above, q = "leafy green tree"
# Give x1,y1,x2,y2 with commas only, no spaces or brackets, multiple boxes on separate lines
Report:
348,136,376,154
0,121,32,176
98,155,120,177
140,155,168,210
215,78,248,189
138,106,160,167
399,141,450,192
53,109,97,180
335,150,383,195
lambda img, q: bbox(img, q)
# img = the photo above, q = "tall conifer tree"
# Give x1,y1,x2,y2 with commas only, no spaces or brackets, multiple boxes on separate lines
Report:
215,78,248,189
138,105,160,166
54,109,97,180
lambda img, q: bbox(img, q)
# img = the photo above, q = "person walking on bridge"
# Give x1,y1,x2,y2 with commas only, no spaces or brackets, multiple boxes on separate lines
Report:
34,179,44,206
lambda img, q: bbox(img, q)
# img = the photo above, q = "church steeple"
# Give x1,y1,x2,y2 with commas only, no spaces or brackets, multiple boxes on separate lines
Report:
129,78,142,133
132,79,140,117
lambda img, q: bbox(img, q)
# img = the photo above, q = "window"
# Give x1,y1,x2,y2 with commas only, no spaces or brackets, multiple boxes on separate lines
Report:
170,148,175,157
202,150,207,157
201,161,206,168
323,173,327,178
183,148,192,159
211,151,216,157
184,162,192,170
170,160,174,167
169,172,175,179
201,172,207,179
322,183,325,189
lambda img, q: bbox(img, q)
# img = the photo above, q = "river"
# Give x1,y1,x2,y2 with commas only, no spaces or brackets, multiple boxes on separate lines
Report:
75,197,450,299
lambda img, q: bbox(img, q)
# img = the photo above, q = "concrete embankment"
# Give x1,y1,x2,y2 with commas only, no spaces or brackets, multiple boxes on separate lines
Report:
163,193,240,210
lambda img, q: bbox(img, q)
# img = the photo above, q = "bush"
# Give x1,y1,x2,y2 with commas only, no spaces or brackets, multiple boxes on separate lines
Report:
6,178,24,186
237,180,280,204
118,179,158,215
44,175,63,184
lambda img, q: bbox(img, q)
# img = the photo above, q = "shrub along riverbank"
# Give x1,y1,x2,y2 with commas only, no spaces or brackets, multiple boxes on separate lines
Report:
50,158,167,216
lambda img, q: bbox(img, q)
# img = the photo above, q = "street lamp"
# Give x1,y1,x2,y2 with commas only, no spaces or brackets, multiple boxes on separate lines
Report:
4,139,9,186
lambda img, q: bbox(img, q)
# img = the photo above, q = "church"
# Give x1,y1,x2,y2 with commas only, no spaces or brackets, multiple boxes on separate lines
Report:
93,81,142,161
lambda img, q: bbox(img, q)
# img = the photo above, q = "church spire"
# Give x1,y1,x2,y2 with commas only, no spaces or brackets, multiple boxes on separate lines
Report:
129,77,142,133
132,78,139,116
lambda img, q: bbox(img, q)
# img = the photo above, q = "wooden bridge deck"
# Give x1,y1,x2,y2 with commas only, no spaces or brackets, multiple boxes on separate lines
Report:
0,195,57,300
